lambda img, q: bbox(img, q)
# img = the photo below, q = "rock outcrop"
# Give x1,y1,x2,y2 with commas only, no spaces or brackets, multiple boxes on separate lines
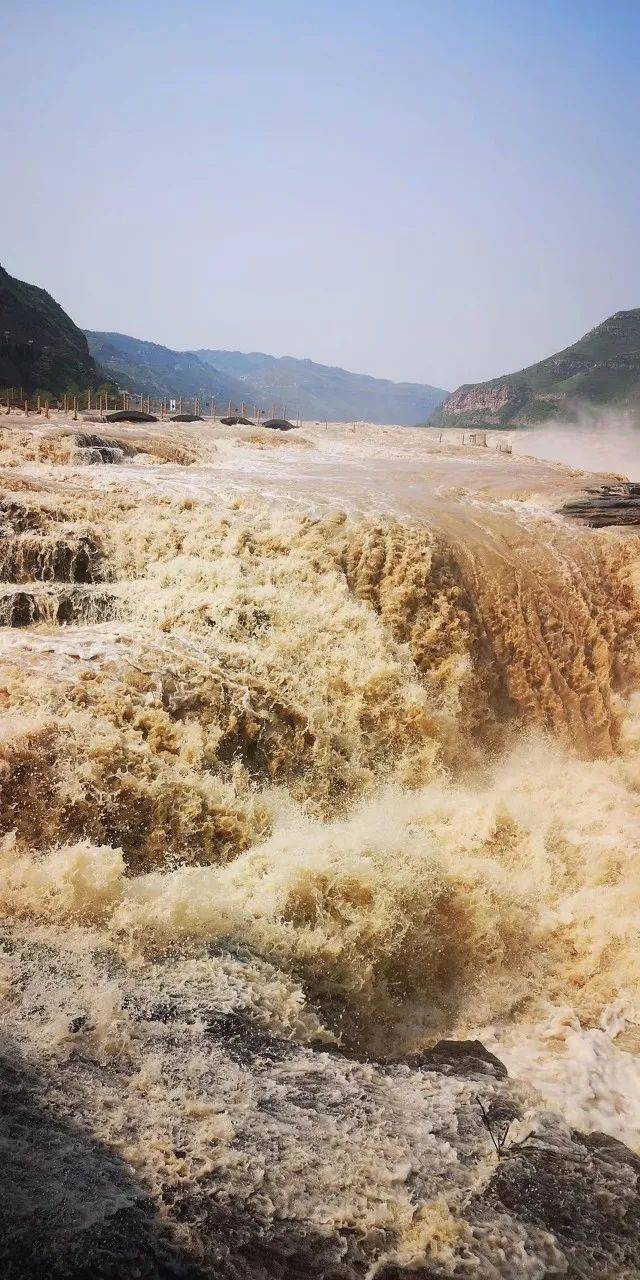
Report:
432,307,640,427
0,264,109,396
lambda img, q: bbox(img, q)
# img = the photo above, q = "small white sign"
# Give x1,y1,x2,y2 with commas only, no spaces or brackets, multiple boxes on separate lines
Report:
169,399,177,412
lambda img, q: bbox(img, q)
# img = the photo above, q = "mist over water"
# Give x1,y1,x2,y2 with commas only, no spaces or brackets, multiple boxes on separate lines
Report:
498,412,640,479
1,415,640,1277
433,411,640,479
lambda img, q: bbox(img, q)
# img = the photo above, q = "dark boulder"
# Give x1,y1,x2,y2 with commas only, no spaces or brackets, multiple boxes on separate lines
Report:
476,1128,640,1278
105,410,158,424
262,418,297,431
410,1039,508,1079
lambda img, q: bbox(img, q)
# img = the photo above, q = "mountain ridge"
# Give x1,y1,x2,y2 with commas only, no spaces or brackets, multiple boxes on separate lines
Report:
85,331,446,424
197,347,447,424
84,331,251,407
0,264,109,395
432,308,640,427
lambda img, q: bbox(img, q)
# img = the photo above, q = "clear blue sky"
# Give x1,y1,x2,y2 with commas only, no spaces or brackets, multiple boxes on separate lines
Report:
3,0,639,389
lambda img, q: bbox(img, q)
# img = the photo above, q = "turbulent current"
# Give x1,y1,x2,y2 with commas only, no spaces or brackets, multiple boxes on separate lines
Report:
1,415,640,1279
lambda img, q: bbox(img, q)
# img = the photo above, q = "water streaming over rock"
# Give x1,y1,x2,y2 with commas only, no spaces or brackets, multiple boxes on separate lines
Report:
1,416,639,1277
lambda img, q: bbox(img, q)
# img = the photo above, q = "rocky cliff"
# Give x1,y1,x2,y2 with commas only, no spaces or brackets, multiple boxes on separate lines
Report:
432,308,640,427
0,265,108,396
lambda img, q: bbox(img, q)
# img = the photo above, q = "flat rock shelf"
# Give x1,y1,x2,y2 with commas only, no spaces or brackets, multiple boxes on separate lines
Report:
561,482,640,527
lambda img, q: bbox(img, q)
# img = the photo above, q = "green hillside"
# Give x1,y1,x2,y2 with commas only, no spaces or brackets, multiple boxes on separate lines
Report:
0,264,108,396
432,309,640,427
85,331,253,407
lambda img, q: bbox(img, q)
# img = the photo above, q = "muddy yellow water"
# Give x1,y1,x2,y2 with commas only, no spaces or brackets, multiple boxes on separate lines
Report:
1,414,640,1272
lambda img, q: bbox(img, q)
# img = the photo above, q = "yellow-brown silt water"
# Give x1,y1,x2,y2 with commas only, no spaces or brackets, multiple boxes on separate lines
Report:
1,415,639,1279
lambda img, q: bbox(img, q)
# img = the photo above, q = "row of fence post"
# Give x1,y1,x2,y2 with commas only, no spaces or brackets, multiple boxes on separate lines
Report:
1,389,300,424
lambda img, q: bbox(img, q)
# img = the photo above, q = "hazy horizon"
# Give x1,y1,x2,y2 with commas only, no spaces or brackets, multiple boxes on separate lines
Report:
4,0,640,390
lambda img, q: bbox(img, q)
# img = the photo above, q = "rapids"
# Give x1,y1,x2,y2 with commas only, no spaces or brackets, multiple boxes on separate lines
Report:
1,414,639,1277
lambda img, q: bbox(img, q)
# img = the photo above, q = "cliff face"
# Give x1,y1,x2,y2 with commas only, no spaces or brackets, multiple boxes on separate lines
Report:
439,380,526,424
433,308,640,427
0,265,107,395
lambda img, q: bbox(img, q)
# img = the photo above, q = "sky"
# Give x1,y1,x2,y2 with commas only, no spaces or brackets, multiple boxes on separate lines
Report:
3,0,640,390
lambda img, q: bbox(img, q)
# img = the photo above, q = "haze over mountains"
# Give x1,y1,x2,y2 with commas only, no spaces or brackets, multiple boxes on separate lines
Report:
0,264,445,422
433,309,640,428
3,262,640,431
87,331,447,424
195,349,447,424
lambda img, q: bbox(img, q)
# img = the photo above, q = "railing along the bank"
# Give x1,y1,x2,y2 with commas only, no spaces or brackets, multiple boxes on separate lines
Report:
0,389,294,422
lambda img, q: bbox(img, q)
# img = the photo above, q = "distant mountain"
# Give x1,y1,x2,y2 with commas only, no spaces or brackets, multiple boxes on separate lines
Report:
432,309,640,428
0,264,108,395
85,331,252,407
197,350,447,425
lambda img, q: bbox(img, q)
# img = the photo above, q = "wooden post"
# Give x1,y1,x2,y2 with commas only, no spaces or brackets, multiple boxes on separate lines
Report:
178,397,183,414
88,389,92,411
227,400,232,417
73,396,78,421
45,401,50,419
24,399,28,416
241,401,245,417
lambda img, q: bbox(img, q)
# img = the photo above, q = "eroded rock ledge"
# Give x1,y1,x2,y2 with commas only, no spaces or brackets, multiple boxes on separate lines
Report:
561,483,640,527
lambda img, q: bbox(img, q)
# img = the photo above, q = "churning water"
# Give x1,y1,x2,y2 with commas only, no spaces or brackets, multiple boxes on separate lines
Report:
1,416,639,1278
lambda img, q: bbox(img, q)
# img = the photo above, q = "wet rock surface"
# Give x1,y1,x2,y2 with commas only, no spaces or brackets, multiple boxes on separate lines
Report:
3,933,640,1280
0,530,103,583
0,1049,206,1280
476,1126,640,1279
72,432,136,464
561,482,640,527
0,583,118,625
408,1039,509,1079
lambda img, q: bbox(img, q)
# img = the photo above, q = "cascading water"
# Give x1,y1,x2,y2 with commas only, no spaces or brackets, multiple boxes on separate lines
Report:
1,415,639,1278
